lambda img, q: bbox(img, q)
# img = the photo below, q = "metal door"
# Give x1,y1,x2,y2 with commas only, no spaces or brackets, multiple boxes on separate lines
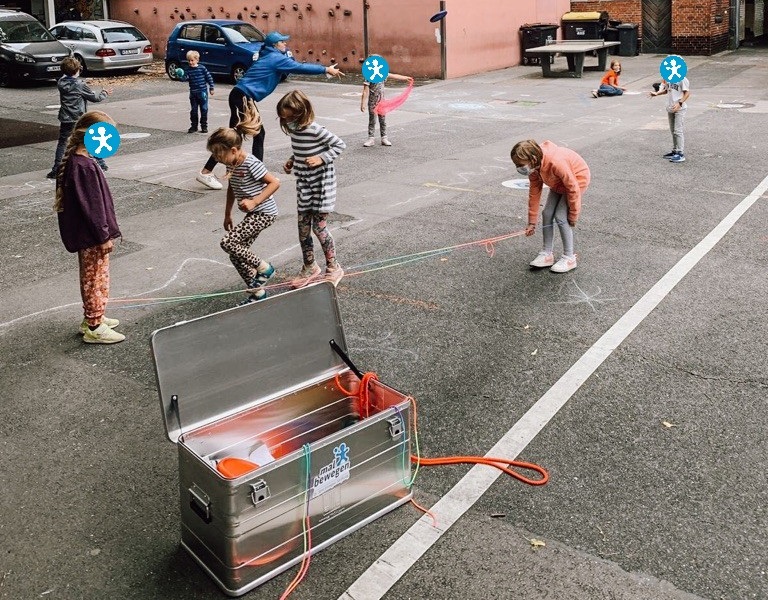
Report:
642,0,673,53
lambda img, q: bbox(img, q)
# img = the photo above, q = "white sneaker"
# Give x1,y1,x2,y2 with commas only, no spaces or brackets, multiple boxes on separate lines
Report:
196,171,223,190
550,255,577,273
363,137,375,147
381,137,392,146
80,316,119,335
83,323,125,344
529,251,554,268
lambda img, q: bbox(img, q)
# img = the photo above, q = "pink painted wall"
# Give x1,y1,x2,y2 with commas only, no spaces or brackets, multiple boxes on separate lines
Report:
444,0,572,78
107,0,570,78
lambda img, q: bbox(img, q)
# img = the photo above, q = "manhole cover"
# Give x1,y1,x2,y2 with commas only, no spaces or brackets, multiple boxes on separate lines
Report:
502,179,530,189
716,102,754,109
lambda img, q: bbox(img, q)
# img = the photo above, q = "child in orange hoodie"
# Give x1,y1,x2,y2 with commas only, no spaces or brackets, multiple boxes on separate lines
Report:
511,139,591,273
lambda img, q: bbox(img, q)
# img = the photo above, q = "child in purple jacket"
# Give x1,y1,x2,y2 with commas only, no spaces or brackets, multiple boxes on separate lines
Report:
54,110,124,344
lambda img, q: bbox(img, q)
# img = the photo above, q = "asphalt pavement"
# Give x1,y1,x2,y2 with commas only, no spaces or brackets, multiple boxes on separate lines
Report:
1,48,767,600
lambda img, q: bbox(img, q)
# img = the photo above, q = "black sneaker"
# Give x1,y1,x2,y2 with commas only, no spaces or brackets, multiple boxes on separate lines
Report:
45,170,56,179
669,153,686,163
187,126,197,133
662,151,676,159
201,127,208,133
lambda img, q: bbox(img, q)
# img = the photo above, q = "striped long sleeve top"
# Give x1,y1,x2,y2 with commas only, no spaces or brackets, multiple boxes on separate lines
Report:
288,122,346,213
180,65,214,94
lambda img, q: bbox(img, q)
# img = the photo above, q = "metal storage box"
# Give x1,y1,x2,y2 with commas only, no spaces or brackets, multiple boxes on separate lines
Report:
152,282,413,596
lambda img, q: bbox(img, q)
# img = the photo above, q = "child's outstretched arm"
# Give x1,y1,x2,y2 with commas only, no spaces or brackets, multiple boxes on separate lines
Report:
79,80,111,102
239,172,280,212
387,73,413,83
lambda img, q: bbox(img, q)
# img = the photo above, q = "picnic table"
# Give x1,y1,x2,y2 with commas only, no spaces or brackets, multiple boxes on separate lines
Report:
524,40,621,78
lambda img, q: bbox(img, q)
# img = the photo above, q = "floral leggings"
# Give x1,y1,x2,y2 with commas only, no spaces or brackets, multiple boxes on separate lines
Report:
298,212,336,267
79,245,111,328
220,212,277,284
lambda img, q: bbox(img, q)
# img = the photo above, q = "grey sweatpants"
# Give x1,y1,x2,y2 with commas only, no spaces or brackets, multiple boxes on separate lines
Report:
542,190,575,257
667,108,686,153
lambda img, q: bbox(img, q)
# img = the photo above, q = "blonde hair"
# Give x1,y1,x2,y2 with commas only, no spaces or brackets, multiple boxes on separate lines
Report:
510,139,543,168
186,50,200,61
206,98,262,160
276,90,315,134
610,60,621,70
54,110,116,212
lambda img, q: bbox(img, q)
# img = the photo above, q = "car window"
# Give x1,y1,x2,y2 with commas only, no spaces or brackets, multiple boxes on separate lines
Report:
202,25,225,44
49,25,64,39
82,28,97,41
0,19,57,43
102,26,146,43
222,23,265,43
179,24,202,41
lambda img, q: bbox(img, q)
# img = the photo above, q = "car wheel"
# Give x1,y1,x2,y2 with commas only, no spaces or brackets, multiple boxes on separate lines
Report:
166,60,181,80
231,63,246,83
74,54,86,75
0,66,12,88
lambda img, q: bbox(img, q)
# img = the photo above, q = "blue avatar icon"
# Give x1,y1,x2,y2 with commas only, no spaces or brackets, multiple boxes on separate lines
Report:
660,55,687,83
333,442,350,466
84,121,121,159
362,55,389,84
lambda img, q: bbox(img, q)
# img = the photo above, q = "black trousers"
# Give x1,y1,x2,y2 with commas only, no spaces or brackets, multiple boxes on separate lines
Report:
203,87,266,172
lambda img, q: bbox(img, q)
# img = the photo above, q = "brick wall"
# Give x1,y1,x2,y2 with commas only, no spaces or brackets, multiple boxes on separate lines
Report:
570,0,643,36
571,0,730,55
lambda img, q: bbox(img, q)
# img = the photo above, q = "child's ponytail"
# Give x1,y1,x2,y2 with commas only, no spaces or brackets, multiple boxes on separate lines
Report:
207,98,262,158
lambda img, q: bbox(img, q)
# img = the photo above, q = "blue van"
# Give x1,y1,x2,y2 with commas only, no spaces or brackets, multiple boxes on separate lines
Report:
165,20,265,83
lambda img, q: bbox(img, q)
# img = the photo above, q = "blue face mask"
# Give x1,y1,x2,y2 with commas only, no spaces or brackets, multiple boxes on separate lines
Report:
285,120,299,132
516,165,532,176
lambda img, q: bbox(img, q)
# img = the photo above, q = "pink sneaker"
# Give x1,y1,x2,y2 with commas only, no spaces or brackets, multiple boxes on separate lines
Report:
529,251,554,268
325,264,344,286
290,262,322,289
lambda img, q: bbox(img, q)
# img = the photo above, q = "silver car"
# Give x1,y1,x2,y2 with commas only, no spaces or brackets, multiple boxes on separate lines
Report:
49,20,153,74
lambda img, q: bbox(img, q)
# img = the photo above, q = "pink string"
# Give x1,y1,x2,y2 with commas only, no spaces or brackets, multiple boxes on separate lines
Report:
374,79,414,116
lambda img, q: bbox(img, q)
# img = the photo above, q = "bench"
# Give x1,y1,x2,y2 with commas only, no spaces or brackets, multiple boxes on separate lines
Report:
523,40,621,78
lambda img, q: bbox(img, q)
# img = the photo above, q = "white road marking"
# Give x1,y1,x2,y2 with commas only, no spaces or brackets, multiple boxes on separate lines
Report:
339,173,768,600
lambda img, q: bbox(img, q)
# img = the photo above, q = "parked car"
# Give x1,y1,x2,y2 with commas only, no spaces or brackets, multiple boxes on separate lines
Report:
0,9,71,86
49,20,153,74
165,20,265,84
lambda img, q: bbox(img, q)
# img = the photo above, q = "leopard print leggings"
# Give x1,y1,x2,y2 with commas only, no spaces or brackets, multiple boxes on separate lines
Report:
220,212,277,284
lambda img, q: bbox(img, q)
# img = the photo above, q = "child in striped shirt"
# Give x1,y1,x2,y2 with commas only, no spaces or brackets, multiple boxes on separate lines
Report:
179,50,214,133
277,90,347,288
206,99,280,304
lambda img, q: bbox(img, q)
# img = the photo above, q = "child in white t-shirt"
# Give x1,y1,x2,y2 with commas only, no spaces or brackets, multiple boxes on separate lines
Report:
650,77,691,163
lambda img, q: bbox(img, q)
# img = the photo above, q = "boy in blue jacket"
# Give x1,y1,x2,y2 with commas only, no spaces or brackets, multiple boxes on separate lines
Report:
195,31,343,190
47,57,111,179
177,50,215,133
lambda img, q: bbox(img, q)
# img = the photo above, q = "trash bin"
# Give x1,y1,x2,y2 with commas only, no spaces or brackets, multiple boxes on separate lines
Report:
617,23,639,56
604,26,620,55
519,23,559,66
562,11,609,40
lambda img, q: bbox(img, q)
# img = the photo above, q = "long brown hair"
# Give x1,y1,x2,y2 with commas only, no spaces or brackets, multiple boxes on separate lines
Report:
53,110,116,212
206,97,262,160
276,89,315,134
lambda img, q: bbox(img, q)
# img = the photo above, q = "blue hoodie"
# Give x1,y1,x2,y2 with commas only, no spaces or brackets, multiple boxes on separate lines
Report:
234,45,326,102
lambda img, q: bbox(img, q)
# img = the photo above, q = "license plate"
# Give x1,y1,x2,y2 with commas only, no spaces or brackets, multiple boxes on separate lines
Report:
46,66,61,72
121,48,139,55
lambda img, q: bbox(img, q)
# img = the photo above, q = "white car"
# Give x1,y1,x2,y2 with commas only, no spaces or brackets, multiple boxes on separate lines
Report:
49,20,153,74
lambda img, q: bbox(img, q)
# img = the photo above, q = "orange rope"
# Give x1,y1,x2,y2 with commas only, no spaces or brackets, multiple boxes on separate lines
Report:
334,372,380,418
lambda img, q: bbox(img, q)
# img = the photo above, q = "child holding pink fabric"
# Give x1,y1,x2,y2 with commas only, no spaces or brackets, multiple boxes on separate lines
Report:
360,72,413,147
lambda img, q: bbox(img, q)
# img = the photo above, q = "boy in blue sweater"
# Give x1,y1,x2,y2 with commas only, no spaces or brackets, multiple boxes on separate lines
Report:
178,51,215,133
